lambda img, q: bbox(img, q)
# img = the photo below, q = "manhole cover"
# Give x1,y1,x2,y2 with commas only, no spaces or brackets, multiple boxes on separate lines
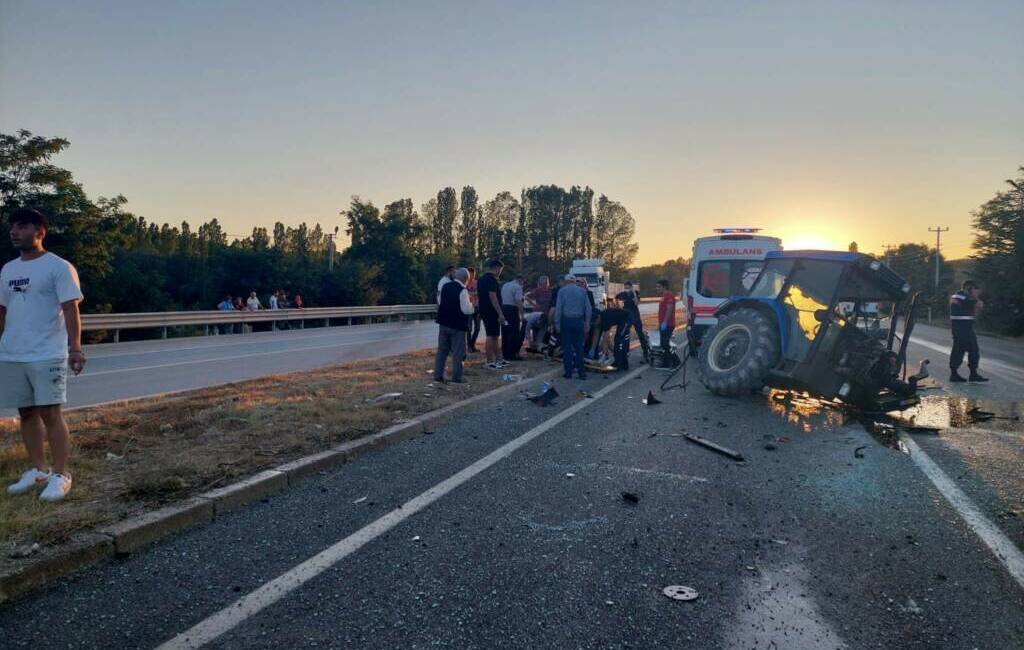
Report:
662,585,699,601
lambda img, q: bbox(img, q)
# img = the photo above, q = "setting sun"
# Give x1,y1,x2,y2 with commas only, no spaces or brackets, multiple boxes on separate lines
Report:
781,232,846,252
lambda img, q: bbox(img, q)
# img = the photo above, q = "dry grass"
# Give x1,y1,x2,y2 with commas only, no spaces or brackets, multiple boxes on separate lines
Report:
0,349,551,551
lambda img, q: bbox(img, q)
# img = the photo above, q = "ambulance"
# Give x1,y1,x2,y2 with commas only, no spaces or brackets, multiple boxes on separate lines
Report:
684,228,782,353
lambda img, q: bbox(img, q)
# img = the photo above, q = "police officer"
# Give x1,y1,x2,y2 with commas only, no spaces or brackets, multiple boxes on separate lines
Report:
949,279,988,383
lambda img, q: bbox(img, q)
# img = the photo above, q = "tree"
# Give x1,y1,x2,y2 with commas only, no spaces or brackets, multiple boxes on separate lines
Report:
458,185,479,263
592,195,639,273
971,166,1024,335
434,187,458,255
848,241,859,253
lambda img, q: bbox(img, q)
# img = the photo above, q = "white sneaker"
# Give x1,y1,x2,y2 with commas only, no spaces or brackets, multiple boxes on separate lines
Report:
7,468,51,495
39,473,72,502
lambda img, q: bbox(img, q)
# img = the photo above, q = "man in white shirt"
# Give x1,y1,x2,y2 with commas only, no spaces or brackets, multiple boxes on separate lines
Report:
436,266,455,304
246,291,262,311
500,274,525,361
1,208,85,502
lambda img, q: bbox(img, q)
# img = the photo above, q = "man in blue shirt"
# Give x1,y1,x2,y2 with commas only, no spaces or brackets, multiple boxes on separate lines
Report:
554,274,592,380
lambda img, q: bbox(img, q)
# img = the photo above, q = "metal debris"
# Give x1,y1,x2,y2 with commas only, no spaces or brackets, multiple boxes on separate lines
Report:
641,391,661,405
662,585,699,601
854,445,869,459
577,390,594,399
684,434,745,461
527,385,559,406
352,496,367,504
369,392,404,403
565,472,577,478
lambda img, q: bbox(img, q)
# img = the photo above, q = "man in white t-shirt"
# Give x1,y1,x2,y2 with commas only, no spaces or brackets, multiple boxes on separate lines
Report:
0,208,85,502
437,266,455,304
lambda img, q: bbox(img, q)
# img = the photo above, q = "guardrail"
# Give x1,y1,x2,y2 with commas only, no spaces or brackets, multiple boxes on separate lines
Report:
82,305,439,342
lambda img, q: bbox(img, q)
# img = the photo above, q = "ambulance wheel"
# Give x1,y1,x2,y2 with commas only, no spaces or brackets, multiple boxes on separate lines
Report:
698,307,779,395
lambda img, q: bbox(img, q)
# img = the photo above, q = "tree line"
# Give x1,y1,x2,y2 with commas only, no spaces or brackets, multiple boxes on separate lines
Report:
0,130,639,314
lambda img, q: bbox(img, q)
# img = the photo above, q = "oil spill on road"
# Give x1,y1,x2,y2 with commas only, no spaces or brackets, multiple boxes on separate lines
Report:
897,396,1023,435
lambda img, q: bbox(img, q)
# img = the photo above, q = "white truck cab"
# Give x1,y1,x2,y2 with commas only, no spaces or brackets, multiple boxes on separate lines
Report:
569,258,611,308
685,228,782,352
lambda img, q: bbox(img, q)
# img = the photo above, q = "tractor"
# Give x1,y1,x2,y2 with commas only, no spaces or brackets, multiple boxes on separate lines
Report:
696,251,926,412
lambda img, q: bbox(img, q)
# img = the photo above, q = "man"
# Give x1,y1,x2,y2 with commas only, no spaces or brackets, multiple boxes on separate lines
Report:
477,259,508,369
434,267,475,383
524,275,551,352
217,294,234,334
436,265,455,304
949,280,988,383
554,274,592,380
269,291,279,310
246,291,262,311
616,281,650,361
466,267,481,353
657,278,677,351
501,274,526,361
1,208,85,502
588,305,631,362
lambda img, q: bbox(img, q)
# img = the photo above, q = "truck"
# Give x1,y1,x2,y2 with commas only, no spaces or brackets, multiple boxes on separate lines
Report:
569,258,612,308
684,228,783,353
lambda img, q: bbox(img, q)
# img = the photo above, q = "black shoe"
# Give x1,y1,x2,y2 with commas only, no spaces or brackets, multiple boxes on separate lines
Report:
949,370,967,383
968,372,989,382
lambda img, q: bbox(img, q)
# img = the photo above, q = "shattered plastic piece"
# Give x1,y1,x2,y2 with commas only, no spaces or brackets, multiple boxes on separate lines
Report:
662,585,699,601
369,392,404,403
621,491,640,504
502,374,523,382
641,391,661,406
353,496,368,504
411,536,421,541
565,472,577,478
105,452,124,461
683,434,745,461
577,390,594,399
527,386,559,406
8,542,40,559
854,445,868,459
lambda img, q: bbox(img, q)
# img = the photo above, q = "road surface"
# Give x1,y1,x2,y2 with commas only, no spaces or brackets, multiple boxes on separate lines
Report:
1,329,1022,649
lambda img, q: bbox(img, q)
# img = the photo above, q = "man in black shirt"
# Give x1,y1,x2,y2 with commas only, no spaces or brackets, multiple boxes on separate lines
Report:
588,306,630,360
615,281,649,361
477,259,508,369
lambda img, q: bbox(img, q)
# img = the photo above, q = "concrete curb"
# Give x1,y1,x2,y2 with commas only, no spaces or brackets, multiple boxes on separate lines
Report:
0,365,560,605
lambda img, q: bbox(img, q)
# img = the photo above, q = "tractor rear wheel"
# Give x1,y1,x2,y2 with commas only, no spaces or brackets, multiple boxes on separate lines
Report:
698,307,780,395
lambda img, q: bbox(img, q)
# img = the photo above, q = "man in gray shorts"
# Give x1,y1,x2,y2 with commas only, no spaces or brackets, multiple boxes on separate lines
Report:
1,207,86,502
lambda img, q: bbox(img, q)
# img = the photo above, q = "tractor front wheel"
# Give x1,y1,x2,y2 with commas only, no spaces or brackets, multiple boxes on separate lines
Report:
698,307,780,395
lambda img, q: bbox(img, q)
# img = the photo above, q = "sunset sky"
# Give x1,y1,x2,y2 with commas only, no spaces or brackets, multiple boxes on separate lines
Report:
2,1,1021,264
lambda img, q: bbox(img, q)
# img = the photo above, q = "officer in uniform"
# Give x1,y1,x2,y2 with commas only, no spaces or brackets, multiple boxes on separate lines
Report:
949,279,988,383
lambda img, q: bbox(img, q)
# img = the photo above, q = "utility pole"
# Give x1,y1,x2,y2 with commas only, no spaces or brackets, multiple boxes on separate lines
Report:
927,226,949,289
328,226,339,272
881,244,897,267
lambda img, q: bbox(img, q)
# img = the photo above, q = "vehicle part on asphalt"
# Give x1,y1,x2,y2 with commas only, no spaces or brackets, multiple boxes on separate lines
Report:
854,445,868,458
662,585,699,601
526,385,559,406
683,433,745,461
577,390,594,398
369,392,403,402
642,390,661,405
697,251,926,412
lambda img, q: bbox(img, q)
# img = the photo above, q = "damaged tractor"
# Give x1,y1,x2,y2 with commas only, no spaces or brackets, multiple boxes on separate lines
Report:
697,251,928,412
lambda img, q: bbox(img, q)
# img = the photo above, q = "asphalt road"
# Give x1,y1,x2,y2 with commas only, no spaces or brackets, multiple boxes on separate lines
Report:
25,303,662,412
1,330,1021,649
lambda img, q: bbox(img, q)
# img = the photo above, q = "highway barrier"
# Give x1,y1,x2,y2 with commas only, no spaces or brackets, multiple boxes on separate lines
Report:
82,305,439,342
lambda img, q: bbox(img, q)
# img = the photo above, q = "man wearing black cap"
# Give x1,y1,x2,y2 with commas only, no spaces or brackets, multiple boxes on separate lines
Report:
1,208,85,502
948,279,988,383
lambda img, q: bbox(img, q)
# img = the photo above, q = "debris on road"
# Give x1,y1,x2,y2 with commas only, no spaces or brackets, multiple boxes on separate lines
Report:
684,433,745,461
411,535,421,542
565,472,577,478
577,390,594,399
353,496,367,504
621,491,640,504
8,542,40,559
854,445,868,459
368,392,404,403
662,585,699,601
502,374,523,382
526,383,559,406
763,443,777,451
641,391,661,405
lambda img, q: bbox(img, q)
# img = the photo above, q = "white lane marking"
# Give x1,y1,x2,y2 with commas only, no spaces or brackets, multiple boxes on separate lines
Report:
156,364,647,649
903,436,1024,591
86,321,432,360
73,332,428,378
909,337,1024,386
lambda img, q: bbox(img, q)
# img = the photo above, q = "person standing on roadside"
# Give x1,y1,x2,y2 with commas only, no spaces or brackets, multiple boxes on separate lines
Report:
466,267,481,353
246,291,262,311
949,279,988,383
657,278,676,352
1,208,85,502
434,267,475,383
293,292,304,309
616,280,649,361
555,274,592,380
437,265,455,304
217,294,234,334
477,258,508,369
501,274,526,361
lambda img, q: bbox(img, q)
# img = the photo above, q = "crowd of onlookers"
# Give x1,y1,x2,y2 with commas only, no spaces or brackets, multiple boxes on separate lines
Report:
434,258,677,383
215,289,306,333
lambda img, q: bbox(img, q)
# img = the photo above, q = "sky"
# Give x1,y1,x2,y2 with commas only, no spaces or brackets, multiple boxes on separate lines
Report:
1,0,1021,264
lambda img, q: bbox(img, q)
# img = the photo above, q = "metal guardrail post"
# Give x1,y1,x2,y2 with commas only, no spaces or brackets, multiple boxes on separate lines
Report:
161,326,168,339
114,329,120,343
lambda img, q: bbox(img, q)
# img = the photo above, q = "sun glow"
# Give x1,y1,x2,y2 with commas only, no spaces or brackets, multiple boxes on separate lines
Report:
782,233,843,251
